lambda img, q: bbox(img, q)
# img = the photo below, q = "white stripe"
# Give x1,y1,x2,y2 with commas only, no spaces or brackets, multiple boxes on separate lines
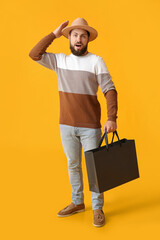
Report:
55,53,110,75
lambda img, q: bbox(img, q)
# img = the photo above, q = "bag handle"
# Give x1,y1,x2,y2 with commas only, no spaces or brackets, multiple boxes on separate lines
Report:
98,130,121,149
98,131,109,149
111,130,120,143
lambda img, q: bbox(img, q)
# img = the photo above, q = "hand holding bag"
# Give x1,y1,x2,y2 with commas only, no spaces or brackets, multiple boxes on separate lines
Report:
84,130,140,193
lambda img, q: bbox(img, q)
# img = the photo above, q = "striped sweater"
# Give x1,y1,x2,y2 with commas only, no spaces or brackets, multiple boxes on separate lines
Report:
29,32,118,128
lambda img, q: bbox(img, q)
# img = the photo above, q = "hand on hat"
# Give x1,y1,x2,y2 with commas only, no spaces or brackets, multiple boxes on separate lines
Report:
53,20,69,38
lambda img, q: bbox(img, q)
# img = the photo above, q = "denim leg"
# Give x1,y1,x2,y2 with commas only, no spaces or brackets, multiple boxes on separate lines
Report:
79,127,104,210
60,124,84,205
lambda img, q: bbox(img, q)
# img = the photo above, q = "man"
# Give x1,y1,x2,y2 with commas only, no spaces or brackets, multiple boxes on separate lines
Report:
29,17,118,227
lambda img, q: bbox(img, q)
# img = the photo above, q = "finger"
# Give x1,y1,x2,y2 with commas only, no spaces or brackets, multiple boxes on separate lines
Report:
107,129,110,133
103,126,106,132
61,20,69,25
61,20,69,28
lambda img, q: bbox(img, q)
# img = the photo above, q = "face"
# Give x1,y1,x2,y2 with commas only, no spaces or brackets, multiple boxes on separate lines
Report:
68,28,89,56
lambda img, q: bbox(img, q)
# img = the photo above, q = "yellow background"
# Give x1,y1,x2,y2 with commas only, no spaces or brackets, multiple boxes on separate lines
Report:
1,0,160,239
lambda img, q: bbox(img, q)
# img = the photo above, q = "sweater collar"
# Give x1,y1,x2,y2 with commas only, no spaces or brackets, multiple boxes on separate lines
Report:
70,52,91,58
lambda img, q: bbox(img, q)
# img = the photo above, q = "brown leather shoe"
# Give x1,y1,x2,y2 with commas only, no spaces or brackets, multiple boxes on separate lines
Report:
93,209,105,227
57,202,85,217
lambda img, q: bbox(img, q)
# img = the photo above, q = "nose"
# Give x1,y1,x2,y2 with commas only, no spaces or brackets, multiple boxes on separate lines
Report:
77,35,81,42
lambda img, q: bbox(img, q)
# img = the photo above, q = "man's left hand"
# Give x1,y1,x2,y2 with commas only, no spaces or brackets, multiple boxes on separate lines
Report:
103,120,117,133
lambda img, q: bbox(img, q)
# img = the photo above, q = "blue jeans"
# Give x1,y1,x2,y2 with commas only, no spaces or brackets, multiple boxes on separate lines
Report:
60,124,104,210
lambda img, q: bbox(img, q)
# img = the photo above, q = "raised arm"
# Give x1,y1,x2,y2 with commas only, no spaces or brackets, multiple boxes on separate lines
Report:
29,20,69,61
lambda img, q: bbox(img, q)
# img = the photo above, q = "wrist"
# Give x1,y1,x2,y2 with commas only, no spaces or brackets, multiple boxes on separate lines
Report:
107,117,117,122
52,32,57,38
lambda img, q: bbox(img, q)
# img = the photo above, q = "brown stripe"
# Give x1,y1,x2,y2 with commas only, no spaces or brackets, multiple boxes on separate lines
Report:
59,91,101,128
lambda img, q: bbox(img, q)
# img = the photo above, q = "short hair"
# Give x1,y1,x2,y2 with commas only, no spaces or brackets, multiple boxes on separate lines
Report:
69,29,90,38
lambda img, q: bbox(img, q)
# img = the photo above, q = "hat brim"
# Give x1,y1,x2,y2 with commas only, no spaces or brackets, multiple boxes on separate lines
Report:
61,25,98,42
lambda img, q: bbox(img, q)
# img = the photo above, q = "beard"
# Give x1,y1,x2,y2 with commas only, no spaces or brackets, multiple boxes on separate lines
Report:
70,42,88,56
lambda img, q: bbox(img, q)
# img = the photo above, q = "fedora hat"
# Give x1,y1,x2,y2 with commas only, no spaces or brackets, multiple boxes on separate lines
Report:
61,17,98,41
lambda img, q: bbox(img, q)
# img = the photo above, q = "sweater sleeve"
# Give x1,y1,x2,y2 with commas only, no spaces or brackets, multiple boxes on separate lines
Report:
95,57,118,122
105,89,118,122
29,32,57,71
29,32,56,61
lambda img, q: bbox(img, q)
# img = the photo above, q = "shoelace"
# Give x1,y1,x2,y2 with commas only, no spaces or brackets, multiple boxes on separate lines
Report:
62,202,75,211
63,204,70,210
95,210,104,221
97,214,103,220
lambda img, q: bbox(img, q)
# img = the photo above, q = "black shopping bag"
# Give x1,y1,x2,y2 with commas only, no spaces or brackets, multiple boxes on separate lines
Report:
84,131,140,193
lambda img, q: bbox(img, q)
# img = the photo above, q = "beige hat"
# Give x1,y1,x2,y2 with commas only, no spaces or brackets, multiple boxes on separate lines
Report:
61,17,98,42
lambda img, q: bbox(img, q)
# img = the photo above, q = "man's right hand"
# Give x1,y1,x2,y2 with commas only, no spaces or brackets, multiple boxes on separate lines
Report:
53,20,69,38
